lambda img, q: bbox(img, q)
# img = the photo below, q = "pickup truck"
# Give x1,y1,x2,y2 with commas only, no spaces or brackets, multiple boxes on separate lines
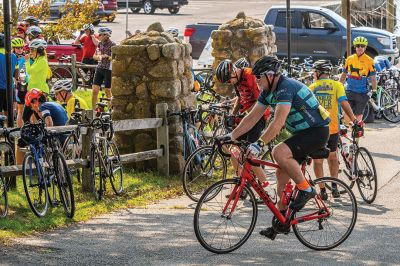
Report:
47,44,83,63
117,0,188,14
185,5,399,64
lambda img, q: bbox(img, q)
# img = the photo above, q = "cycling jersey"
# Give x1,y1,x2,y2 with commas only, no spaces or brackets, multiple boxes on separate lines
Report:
66,94,89,118
80,34,98,59
0,48,18,90
309,78,347,134
258,76,330,133
26,55,50,94
39,102,68,126
343,53,376,94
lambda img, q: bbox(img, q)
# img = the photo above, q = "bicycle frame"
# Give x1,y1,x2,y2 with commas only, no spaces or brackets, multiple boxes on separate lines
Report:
338,129,359,180
223,153,331,227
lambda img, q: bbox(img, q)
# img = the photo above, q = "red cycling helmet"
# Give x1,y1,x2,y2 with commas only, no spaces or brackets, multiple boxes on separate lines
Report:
25,89,43,107
17,22,27,33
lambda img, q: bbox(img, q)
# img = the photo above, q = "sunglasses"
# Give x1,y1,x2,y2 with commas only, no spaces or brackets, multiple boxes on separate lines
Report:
14,47,23,50
255,70,275,80
355,44,366,48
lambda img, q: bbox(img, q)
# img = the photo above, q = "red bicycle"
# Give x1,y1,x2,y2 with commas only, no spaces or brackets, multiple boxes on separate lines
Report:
194,139,357,253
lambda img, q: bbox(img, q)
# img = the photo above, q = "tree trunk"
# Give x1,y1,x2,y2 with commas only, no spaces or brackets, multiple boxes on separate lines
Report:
11,0,17,26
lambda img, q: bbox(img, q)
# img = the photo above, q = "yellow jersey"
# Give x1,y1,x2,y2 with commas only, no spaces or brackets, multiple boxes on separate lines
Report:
66,94,89,118
309,78,347,135
343,53,376,93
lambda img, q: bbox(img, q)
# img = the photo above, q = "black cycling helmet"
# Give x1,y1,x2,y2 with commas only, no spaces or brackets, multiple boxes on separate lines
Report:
0,34,4,48
252,56,281,77
312,59,333,79
216,59,234,83
20,123,43,145
234,57,250,69
23,16,40,26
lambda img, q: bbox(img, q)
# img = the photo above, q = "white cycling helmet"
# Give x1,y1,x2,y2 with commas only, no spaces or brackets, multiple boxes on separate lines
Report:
166,27,179,37
29,39,47,50
98,27,112,37
26,26,42,38
52,79,73,93
83,23,95,34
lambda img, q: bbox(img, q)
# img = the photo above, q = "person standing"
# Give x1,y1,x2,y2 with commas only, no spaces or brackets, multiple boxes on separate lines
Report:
92,27,115,110
339,36,377,121
74,24,99,85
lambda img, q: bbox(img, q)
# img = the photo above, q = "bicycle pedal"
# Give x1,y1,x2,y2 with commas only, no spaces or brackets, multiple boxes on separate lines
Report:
260,227,277,240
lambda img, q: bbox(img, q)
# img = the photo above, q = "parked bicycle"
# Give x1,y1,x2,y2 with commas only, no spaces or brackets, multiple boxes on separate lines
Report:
20,121,75,218
194,138,357,253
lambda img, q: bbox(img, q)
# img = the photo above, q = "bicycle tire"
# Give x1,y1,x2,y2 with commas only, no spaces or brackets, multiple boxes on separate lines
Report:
62,133,81,183
381,88,400,123
362,102,370,122
355,147,377,204
0,142,15,189
55,151,75,218
329,149,355,193
90,147,103,200
0,176,8,218
182,145,227,202
107,141,123,195
194,179,258,254
293,177,357,250
22,153,49,217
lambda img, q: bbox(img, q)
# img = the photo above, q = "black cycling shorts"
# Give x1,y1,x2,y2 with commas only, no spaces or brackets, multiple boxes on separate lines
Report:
17,88,27,105
346,91,369,115
93,68,112,88
284,126,330,164
326,133,339,152
238,117,265,143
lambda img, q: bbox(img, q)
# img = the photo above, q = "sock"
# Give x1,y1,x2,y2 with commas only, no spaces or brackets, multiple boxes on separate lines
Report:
296,180,311,191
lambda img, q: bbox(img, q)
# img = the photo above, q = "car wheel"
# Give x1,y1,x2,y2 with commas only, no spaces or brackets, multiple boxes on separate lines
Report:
106,14,116,22
168,7,179,14
131,8,141,13
92,20,100,26
143,0,155,14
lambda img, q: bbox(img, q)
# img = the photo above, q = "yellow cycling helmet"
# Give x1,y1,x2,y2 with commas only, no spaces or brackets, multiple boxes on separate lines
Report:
353,36,368,46
11,37,25,48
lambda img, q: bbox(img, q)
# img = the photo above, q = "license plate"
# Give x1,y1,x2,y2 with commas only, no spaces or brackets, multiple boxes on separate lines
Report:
173,1,178,4
103,1,108,3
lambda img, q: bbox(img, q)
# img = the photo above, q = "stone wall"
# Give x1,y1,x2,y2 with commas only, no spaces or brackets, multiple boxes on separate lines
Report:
111,22,195,174
211,11,277,95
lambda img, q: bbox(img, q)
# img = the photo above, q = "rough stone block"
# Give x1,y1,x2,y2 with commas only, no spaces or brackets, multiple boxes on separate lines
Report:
133,100,152,118
135,82,148,99
148,59,178,78
111,77,134,96
112,45,147,56
147,44,161,61
149,79,182,99
162,43,181,59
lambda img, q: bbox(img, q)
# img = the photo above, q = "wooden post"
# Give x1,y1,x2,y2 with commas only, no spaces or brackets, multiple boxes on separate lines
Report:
387,0,395,33
156,103,169,176
346,0,351,58
81,110,94,193
71,54,77,90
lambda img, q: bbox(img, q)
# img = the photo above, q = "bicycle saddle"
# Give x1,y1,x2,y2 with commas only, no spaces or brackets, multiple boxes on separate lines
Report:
310,147,330,159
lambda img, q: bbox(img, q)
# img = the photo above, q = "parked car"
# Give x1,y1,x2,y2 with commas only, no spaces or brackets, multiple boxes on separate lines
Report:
265,5,399,64
49,0,106,25
117,0,188,15
47,44,83,63
102,0,117,22
185,5,399,64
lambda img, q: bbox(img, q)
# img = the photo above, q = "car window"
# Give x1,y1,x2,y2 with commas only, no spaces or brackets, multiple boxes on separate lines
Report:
302,12,335,29
275,11,296,28
52,0,66,3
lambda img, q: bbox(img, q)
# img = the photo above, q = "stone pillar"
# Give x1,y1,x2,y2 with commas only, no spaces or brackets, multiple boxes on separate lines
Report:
111,22,195,174
211,11,277,95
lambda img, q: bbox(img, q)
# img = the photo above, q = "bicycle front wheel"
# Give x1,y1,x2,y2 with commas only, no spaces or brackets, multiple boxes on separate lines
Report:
381,88,400,123
194,179,258,254
91,147,103,200
355,147,377,204
182,145,227,202
22,153,49,217
0,176,8,218
107,141,123,195
55,151,75,218
293,177,357,250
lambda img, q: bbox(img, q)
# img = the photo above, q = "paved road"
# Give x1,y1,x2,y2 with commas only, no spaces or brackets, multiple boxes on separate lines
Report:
95,0,340,43
1,120,400,265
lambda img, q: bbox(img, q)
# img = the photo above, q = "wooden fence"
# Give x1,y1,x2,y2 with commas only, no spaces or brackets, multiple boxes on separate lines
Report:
0,103,169,192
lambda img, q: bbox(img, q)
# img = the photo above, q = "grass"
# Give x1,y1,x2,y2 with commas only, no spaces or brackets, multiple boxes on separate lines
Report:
0,170,183,243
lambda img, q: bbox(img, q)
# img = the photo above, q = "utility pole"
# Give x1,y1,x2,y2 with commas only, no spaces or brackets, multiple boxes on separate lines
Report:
387,0,395,33
3,0,14,127
342,0,352,57
286,0,291,76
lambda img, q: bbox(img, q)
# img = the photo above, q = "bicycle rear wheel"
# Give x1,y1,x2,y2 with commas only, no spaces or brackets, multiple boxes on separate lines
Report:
182,145,227,202
355,147,377,204
55,151,75,218
0,142,15,189
62,133,81,183
107,141,123,195
293,177,357,250
381,88,400,123
194,179,257,254
22,153,49,217
90,148,103,200
0,176,7,218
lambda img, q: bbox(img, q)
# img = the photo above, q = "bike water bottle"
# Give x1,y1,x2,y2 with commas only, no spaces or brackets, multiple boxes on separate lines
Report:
248,143,262,158
342,143,349,157
281,182,293,206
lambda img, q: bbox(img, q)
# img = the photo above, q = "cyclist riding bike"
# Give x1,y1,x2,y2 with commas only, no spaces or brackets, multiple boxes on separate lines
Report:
309,60,361,199
51,79,89,123
339,36,377,122
216,59,268,184
220,56,331,237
